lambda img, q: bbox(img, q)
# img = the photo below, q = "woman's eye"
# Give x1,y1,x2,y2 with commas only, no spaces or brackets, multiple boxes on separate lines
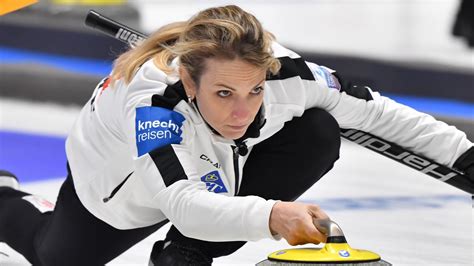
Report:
251,86,264,95
217,90,231,97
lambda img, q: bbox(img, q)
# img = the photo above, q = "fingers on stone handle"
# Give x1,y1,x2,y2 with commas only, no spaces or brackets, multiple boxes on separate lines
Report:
308,204,329,219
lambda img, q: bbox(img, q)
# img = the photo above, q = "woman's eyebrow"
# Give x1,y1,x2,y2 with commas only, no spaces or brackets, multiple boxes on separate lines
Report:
214,78,265,91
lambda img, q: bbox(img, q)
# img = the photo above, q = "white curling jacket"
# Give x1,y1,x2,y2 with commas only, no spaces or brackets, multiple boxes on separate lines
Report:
65,42,472,241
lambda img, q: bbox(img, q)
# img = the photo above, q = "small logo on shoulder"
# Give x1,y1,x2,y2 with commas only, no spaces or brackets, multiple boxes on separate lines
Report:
135,106,185,156
313,66,339,90
201,171,228,193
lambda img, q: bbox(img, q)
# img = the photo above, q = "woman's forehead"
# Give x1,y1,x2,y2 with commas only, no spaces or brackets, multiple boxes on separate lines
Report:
202,58,266,84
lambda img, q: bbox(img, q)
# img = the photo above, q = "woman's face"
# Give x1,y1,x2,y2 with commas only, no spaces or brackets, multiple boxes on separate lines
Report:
182,58,267,140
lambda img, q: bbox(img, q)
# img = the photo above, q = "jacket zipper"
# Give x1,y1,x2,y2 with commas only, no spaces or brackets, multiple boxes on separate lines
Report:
103,171,133,203
232,145,240,195
232,141,248,195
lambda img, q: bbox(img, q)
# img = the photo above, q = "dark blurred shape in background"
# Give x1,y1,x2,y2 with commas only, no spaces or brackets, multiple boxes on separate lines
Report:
0,0,137,59
452,0,474,48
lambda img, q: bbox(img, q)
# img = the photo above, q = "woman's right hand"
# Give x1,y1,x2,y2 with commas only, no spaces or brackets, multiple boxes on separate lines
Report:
269,201,329,245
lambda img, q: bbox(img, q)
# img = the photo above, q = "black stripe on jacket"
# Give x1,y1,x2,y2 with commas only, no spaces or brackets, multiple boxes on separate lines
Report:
332,72,374,101
152,80,187,109
149,145,188,187
267,56,315,81
268,56,375,102
149,81,188,186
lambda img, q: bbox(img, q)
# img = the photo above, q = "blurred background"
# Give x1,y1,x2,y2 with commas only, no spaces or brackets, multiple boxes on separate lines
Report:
1,0,473,129
0,1,473,265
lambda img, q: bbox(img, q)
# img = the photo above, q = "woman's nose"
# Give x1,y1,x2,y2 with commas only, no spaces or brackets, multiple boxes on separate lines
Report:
231,99,250,121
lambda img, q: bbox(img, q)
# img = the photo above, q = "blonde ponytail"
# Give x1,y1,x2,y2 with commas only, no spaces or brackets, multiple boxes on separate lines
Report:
110,21,186,84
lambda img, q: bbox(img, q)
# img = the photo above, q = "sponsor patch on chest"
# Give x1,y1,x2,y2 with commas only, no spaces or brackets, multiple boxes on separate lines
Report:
135,106,185,156
200,171,228,193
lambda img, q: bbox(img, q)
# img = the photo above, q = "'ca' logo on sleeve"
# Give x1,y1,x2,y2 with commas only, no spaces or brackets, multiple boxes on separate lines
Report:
135,106,185,156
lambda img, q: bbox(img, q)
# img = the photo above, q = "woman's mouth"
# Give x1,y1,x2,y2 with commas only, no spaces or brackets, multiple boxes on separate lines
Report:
228,124,247,131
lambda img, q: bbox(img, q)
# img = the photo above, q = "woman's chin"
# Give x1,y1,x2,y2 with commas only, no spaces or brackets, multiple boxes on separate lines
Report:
221,129,246,140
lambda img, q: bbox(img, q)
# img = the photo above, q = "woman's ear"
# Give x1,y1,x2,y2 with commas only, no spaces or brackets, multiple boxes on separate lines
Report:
179,67,197,98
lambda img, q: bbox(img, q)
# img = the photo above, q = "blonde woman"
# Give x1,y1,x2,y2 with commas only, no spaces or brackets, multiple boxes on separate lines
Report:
0,5,472,266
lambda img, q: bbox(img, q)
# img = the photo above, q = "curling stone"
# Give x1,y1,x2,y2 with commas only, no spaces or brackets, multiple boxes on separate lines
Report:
256,219,392,265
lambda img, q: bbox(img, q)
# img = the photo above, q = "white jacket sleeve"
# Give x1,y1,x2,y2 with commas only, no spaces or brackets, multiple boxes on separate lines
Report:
121,90,276,242
304,61,473,167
